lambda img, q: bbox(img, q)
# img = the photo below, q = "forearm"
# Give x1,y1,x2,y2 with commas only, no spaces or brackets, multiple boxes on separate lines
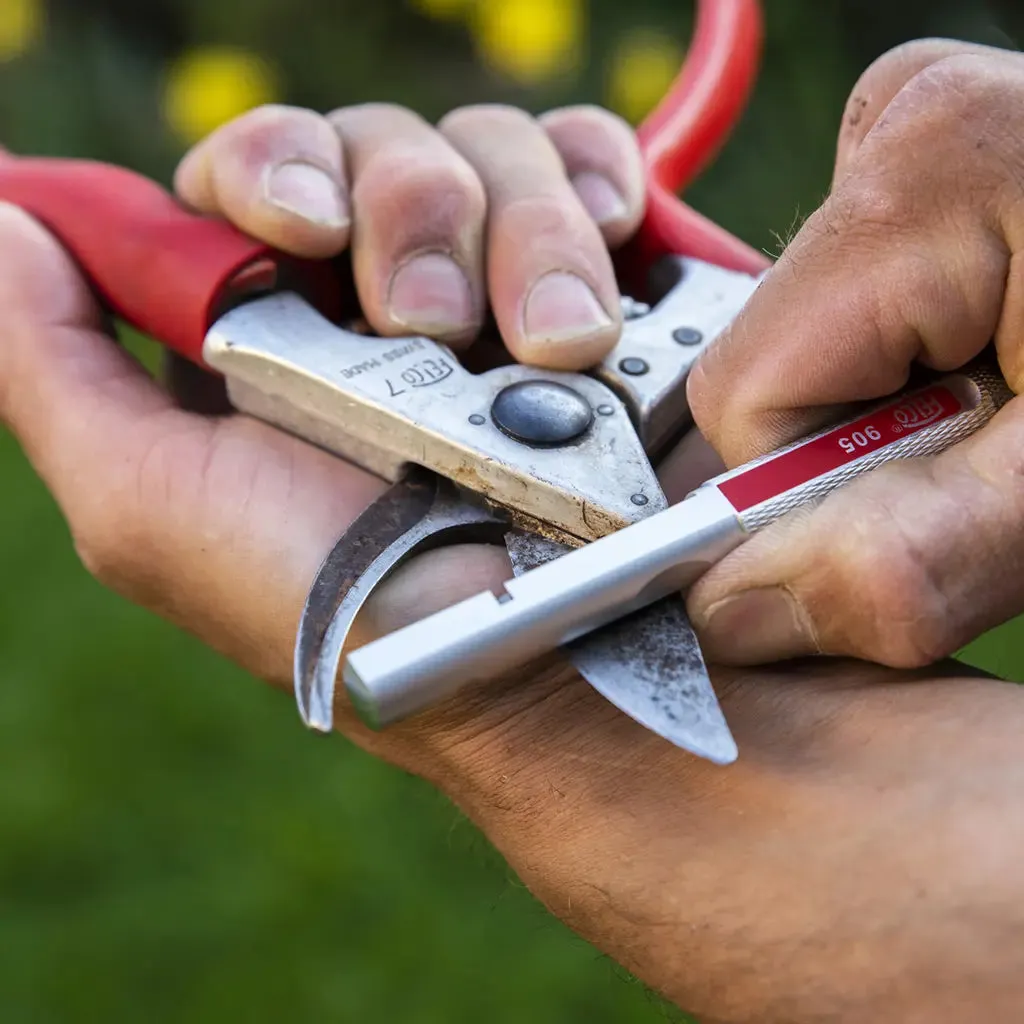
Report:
416,659,1024,1023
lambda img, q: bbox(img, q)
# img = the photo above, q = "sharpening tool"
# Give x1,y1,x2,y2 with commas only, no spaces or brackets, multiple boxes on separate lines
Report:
344,363,1014,719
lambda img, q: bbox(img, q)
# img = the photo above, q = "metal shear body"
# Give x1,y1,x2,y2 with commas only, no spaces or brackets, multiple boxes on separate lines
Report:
0,0,769,762
201,255,760,759
216,0,767,761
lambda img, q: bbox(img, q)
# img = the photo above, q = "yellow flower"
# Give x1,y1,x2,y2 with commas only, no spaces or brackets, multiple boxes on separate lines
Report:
473,0,583,86
163,46,280,144
0,0,43,62
410,0,475,20
607,29,683,125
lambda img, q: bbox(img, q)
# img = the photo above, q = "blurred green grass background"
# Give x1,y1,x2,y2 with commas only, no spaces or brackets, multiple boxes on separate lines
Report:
1,1,1023,1021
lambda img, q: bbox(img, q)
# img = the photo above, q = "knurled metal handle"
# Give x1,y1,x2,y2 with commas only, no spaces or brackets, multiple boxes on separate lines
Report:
707,360,1014,532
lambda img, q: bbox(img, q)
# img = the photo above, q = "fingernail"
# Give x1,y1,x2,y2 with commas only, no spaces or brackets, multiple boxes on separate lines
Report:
523,272,612,344
698,586,815,664
572,172,628,225
387,252,475,335
264,161,348,227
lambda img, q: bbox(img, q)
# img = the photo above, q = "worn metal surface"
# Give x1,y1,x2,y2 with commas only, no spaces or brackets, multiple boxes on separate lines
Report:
490,380,593,447
259,257,760,755
504,530,572,573
566,600,736,764
344,488,744,734
295,468,508,731
506,529,737,763
204,295,665,543
595,256,762,458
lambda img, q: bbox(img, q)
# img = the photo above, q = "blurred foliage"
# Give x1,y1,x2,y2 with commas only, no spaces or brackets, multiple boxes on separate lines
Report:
0,1,1023,1022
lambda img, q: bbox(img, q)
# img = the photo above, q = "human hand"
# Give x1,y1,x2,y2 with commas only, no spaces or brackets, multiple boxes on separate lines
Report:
5,98,1024,1024
0,97,647,717
174,101,646,369
685,40,1024,670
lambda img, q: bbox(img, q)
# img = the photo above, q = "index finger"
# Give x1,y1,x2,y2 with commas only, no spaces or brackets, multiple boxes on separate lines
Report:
174,104,350,259
686,51,1023,466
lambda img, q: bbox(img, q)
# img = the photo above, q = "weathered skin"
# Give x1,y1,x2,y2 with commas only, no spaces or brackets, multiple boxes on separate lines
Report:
686,40,1024,674
4,45,1024,1022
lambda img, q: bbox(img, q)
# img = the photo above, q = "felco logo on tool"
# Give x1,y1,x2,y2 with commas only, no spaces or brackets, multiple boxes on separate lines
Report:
892,390,952,433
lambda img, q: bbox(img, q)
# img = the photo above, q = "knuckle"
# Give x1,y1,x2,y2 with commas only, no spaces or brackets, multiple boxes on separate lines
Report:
838,40,946,148
328,101,422,129
438,103,536,137
889,53,1013,143
858,38,958,87
837,46,1024,207
876,37,949,64
212,104,339,169
227,102,312,128
844,39,987,125
823,483,955,668
493,193,592,251
855,52,1024,204
222,102,322,140
354,146,485,232
540,103,629,134
71,501,144,591
904,54,988,114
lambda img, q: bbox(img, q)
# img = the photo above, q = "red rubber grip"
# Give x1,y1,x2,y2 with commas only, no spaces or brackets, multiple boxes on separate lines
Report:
634,0,770,277
0,156,280,365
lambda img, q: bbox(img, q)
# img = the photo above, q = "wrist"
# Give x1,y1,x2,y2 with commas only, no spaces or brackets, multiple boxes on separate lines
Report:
395,660,1024,1023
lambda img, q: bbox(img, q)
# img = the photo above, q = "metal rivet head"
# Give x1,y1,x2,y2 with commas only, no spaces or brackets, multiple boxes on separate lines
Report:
468,413,486,425
490,380,593,448
596,404,614,416
620,296,651,320
672,326,704,346
618,357,649,376
630,493,649,506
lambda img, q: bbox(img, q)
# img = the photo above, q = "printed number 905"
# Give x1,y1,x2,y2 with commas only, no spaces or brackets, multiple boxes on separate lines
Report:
838,425,881,454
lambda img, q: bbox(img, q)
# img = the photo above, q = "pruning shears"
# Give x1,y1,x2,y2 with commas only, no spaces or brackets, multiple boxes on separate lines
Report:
0,0,1010,765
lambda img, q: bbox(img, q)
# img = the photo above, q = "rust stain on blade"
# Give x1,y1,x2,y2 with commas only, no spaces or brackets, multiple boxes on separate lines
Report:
504,529,737,765
567,599,736,765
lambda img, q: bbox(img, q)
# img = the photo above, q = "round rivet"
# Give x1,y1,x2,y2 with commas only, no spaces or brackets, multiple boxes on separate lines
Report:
619,357,649,376
631,493,649,506
468,413,486,425
490,380,593,447
621,297,651,320
596,404,614,416
673,326,704,346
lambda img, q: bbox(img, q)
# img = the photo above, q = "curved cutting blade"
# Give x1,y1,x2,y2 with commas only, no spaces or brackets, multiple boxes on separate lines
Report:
294,469,508,731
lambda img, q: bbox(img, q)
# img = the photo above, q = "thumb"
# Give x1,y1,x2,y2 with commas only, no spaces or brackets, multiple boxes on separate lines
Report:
687,397,1024,668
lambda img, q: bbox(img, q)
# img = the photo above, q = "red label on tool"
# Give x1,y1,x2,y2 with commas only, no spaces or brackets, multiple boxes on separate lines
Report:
717,384,963,513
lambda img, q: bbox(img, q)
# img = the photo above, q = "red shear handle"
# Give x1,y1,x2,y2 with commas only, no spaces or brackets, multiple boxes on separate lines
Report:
0,156,280,365
635,0,769,276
